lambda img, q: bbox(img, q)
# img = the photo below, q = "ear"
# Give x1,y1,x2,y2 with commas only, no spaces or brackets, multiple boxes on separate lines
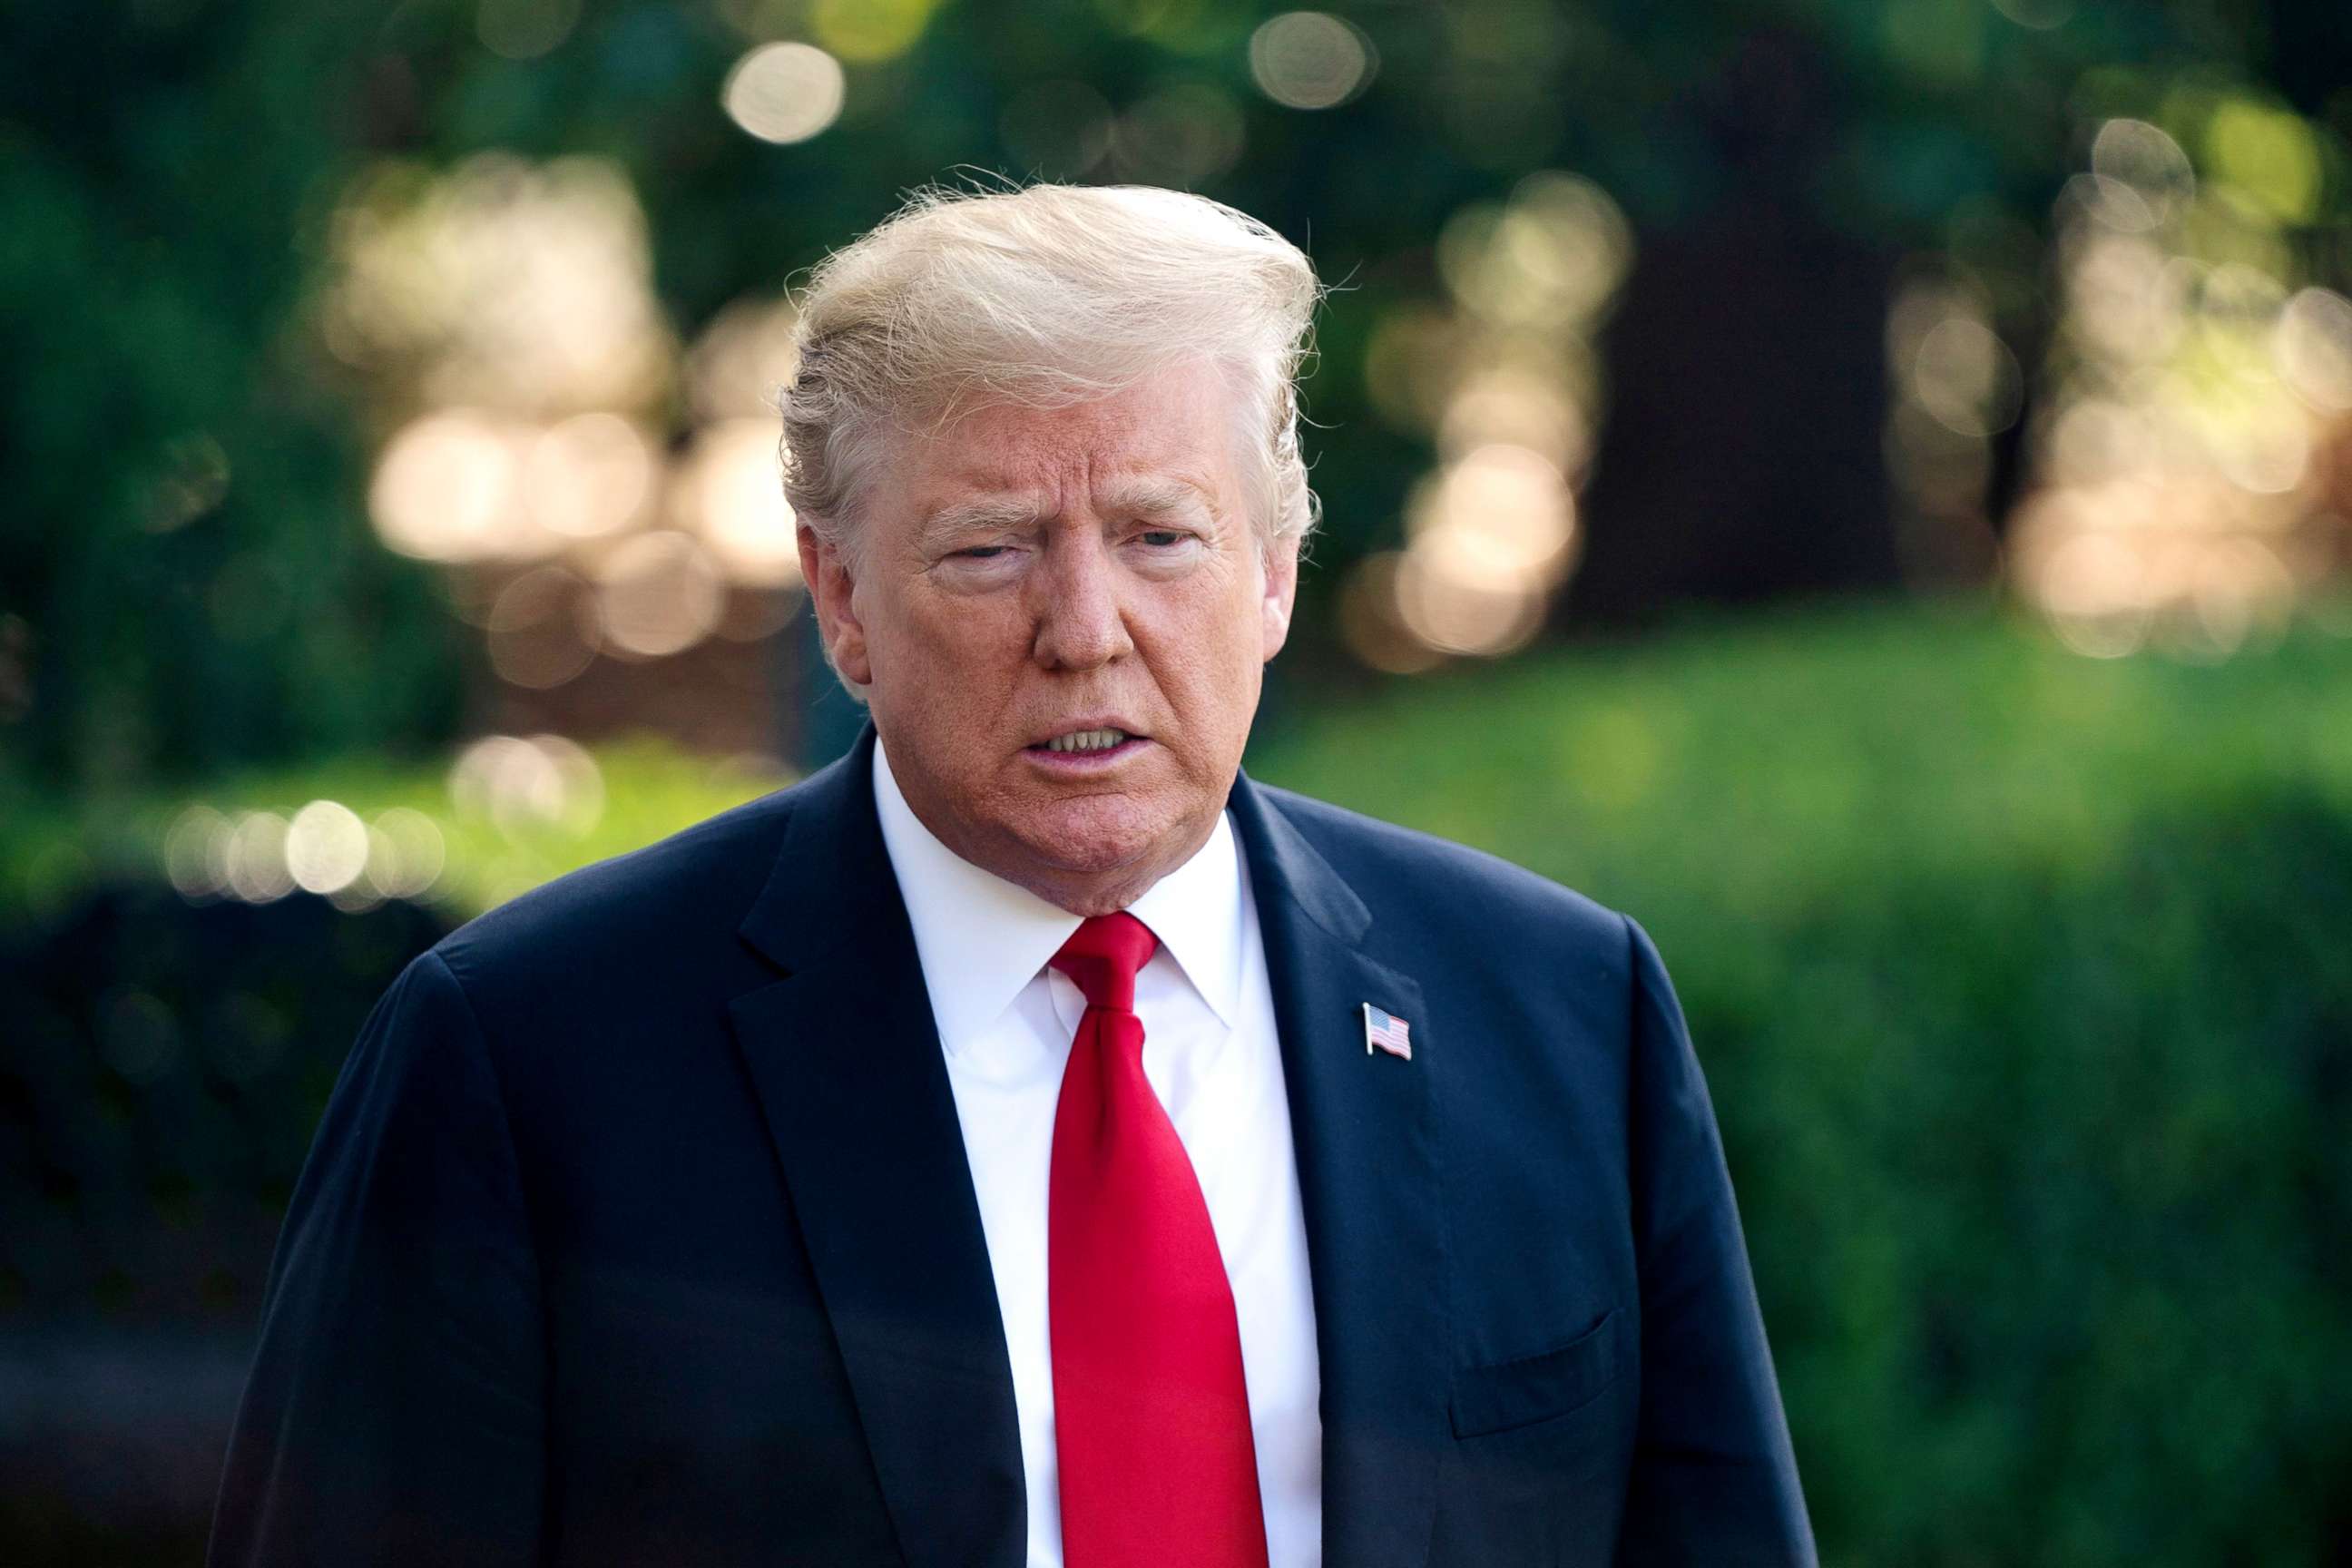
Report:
1259,531,1300,663
799,522,873,686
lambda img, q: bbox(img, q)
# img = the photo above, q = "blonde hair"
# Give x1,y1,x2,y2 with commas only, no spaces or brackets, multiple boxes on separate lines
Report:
781,181,1324,560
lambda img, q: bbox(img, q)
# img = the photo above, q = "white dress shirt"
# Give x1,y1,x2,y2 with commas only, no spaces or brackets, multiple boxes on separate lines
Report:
871,740,1324,1568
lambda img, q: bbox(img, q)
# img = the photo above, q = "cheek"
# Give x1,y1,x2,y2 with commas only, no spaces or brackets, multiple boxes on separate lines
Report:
881,589,1024,675
873,600,1037,742
1154,615,1266,749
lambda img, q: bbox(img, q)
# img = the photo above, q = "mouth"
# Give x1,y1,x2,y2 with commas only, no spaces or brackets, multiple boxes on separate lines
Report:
1024,724,1151,769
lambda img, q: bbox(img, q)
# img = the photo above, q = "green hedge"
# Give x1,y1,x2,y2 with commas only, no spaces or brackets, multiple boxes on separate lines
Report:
0,738,788,931
1,740,785,1331
1253,598,2352,1568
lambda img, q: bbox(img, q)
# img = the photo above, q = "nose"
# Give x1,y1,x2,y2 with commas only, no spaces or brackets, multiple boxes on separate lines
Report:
1028,525,1134,671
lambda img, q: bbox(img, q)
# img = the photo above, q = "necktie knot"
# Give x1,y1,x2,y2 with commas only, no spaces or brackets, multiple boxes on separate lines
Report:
1049,912,1159,1014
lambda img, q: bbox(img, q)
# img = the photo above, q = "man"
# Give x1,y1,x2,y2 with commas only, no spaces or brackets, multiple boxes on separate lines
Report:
211,183,1814,1567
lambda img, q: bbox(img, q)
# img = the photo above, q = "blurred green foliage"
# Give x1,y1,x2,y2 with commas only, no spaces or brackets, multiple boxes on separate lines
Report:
4,885,450,1324
0,737,784,928
0,3,472,789
3,737,780,1344
5,0,2336,788
1256,597,2352,1567
1256,595,2352,916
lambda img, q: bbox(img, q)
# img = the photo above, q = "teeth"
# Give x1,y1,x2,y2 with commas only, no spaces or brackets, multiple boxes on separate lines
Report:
1046,728,1130,754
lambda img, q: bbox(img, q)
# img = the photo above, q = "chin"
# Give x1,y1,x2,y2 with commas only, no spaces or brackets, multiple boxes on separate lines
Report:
1013,793,1185,877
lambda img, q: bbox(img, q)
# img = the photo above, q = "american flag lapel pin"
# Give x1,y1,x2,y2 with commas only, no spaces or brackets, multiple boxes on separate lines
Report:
1362,1003,1413,1061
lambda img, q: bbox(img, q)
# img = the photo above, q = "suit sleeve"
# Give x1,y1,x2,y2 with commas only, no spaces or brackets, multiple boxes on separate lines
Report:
1615,915,1816,1567
209,948,547,1567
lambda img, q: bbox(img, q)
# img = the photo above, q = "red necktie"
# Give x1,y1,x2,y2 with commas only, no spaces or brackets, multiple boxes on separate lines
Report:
1047,913,1269,1568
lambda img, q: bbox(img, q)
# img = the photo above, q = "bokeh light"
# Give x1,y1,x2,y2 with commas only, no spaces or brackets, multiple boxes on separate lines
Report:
1888,279,2024,456
1912,318,2024,439
1352,172,1631,668
2011,101,2341,660
366,808,448,899
592,530,727,659
1111,83,1246,186
326,154,672,415
222,812,294,904
162,806,230,899
722,43,847,145
1406,443,1578,595
284,801,371,895
1393,546,1548,658
2275,287,2352,412
323,146,814,730
162,799,452,906
368,410,534,563
1336,551,1443,675
811,0,941,63
673,418,802,590
2088,118,2196,231
524,414,656,541
1438,172,1632,332
476,0,579,61
1439,366,1589,474
2206,100,2322,225
685,297,800,424
1249,13,1377,111
486,566,600,690
449,733,605,838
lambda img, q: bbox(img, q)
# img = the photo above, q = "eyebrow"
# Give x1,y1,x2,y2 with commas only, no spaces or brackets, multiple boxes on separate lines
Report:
915,495,1044,550
1098,475,1220,520
914,475,1219,550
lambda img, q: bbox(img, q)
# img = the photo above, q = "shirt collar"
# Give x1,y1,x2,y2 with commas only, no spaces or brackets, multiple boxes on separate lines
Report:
870,737,1245,1053
1122,795,1245,1034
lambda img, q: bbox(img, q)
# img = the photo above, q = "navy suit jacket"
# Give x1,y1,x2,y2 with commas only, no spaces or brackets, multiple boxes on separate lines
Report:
211,726,1815,1566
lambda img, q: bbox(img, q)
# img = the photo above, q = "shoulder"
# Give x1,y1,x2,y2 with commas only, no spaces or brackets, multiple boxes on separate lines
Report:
1249,779,1631,966
1244,780,1652,1132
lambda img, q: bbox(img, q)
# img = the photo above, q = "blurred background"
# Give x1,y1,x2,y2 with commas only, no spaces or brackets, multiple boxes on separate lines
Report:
5,0,2350,1561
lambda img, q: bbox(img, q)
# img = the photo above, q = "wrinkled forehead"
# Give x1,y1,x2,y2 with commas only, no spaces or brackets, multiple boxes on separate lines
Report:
875,359,1250,529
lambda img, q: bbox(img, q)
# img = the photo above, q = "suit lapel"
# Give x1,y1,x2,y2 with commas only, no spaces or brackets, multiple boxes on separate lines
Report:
730,728,1024,1568
1229,771,1449,1568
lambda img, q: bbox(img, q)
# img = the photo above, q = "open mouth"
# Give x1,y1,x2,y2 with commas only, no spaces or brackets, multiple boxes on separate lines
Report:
1025,726,1147,764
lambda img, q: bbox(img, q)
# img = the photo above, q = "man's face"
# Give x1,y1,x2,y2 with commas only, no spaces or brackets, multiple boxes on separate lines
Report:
799,357,1298,916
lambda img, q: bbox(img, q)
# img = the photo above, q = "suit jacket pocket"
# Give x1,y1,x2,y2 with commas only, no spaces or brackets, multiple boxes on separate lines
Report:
1448,1306,1622,1439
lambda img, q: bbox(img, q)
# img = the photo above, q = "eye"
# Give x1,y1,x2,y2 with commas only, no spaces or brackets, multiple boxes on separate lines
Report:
1138,529,1191,548
954,544,1013,560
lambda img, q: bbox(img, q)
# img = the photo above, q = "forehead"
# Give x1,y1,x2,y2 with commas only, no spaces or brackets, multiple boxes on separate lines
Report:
889,357,1243,516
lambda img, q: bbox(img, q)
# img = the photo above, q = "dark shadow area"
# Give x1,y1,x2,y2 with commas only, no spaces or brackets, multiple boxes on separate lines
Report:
2,885,451,1561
